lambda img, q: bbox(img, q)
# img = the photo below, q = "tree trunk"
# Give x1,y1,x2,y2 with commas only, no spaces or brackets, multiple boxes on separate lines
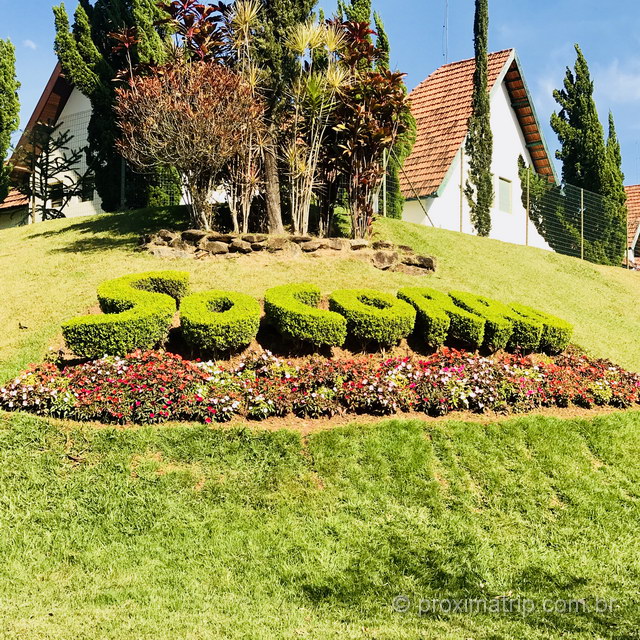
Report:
263,146,284,235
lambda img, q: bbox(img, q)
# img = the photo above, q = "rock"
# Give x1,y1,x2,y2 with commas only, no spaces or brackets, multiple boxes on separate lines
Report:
169,238,196,253
398,244,415,253
181,229,209,243
242,234,268,244
328,238,350,251
201,240,230,255
251,242,267,252
158,229,179,243
290,235,313,244
372,250,399,271
372,240,395,250
350,239,370,250
301,240,329,253
148,246,193,260
267,237,289,252
146,233,167,247
217,234,237,244
230,239,253,254
402,254,437,271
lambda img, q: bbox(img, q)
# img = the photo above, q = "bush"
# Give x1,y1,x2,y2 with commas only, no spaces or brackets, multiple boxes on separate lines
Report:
62,271,190,358
181,290,261,353
511,303,574,354
398,287,485,349
329,289,416,346
449,291,542,352
264,283,347,347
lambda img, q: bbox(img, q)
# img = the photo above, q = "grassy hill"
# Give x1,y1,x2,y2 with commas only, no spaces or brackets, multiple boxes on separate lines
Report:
2,209,640,639
1,206,639,383
1,410,639,639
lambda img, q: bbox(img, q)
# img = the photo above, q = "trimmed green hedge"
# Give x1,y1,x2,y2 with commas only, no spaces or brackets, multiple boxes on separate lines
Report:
449,291,542,352
398,287,486,349
62,271,190,358
264,283,347,347
181,291,262,353
511,303,573,354
329,289,416,346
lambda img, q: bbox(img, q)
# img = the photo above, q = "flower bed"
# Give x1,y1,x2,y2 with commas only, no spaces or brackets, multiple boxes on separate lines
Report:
1,349,639,425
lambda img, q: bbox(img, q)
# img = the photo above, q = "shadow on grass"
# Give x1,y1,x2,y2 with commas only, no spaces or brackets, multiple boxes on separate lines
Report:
25,205,190,254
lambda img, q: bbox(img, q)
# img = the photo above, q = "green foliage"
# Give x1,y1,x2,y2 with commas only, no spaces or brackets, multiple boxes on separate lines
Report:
464,0,493,237
53,0,178,212
449,291,543,352
264,283,347,347
511,303,574,354
550,45,626,265
329,289,416,346
62,271,189,358
398,287,485,349
0,39,20,203
181,290,261,354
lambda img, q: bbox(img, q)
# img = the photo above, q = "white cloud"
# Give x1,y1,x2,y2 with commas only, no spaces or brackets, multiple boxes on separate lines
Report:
23,40,37,50
593,58,640,104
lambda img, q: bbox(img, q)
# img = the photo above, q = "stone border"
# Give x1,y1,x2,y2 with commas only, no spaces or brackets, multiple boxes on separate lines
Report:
140,229,437,275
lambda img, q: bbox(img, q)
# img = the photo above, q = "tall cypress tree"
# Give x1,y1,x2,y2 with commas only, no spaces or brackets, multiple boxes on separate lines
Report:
551,46,626,264
464,0,493,237
0,39,20,204
53,0,179,213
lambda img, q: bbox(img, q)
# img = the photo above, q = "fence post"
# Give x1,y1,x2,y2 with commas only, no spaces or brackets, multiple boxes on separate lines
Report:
382,149,387,217
580,188,585,260
525,168,530,246
459,146,464,233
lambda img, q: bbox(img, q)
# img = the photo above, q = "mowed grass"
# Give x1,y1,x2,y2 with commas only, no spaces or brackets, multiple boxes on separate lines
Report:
1,207,640,382
0,410,639,639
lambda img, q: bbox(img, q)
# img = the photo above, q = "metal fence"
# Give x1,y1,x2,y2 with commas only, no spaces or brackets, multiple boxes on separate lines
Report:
521,174,629,267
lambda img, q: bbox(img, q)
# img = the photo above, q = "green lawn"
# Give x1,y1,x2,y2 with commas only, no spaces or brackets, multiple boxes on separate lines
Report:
1,410,639,639
1,207,640,384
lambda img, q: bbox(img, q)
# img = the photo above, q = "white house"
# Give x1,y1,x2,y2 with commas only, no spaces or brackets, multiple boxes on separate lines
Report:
401,49,557,250
0,63,103,228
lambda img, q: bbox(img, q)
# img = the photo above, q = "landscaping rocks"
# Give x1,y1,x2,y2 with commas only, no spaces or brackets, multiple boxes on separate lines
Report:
141,229,436,275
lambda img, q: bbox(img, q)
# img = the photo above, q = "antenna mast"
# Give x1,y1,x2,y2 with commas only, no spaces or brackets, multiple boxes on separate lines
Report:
442,0,449,63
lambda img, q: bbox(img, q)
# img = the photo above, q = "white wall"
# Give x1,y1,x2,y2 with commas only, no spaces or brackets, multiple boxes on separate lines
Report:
31,88,104,223
403,78,551,251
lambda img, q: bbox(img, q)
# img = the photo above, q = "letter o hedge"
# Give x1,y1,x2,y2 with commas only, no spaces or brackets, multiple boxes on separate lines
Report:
62,271,190,358
264,283,347,347
181,290,261,353
329,289,416,346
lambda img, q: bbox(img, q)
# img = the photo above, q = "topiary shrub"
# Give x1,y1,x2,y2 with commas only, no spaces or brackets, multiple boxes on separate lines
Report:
398,287,485,349
62,271,190,358
511,303,574,354
264,283,347,347
449,291,542,352
181,290,261,353
329,289,416,346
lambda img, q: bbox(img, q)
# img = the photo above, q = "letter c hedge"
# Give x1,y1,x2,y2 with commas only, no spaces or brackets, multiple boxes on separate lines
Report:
264,283,347,347
181,290,261,353
62,271,189,358
329,289,416,346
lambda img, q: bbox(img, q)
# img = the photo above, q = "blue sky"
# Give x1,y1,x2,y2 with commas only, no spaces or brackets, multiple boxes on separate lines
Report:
3,0,640,183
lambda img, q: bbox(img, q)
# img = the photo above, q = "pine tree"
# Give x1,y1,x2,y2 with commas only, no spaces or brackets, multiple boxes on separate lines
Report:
551,46,626,264
0,39,20,204
464,0,493,237
53,1,179,213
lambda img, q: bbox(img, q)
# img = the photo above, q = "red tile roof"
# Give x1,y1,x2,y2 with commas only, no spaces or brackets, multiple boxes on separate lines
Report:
401,49,555,199
626,185,640,251
0,188,28,211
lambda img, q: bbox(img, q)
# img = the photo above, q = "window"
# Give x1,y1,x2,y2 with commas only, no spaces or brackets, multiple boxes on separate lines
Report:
498,177,512,213
81,176,95,202
49,182,64,209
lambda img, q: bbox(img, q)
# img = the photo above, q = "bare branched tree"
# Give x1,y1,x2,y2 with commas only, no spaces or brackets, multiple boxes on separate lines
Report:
114,60,263,230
